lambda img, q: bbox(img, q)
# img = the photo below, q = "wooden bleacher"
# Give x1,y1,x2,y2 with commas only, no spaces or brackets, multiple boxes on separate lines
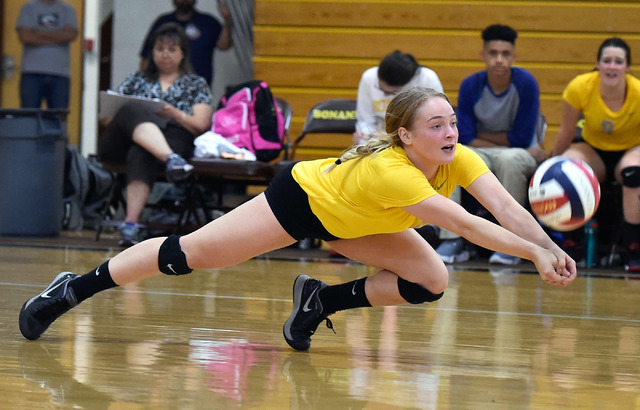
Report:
254,0,640,159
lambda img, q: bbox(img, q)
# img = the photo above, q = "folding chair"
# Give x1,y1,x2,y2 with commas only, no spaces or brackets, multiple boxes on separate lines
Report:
287,98,357,161
276,97,294,148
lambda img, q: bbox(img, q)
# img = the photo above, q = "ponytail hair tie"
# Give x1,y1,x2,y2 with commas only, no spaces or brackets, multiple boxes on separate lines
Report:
335,158,342,165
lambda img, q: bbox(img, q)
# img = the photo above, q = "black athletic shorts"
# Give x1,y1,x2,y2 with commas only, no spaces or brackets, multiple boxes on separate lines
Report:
573,137,625,182
593,147,624,183
264,162,339,241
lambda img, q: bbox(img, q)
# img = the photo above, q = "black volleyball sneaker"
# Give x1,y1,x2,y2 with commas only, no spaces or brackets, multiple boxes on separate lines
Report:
283,274,334,351
19,272,80,340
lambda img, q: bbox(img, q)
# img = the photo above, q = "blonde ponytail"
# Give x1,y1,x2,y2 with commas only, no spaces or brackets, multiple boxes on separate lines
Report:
323,133,397,173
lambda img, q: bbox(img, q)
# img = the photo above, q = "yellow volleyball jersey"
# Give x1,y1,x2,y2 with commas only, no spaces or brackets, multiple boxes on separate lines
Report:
563,71,640,151
291,144,489,238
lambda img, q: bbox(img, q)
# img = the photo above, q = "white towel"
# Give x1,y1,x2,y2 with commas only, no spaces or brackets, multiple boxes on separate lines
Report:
193,131,256,161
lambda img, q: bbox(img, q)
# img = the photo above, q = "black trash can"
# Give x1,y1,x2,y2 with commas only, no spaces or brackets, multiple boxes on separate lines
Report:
0,109,68,236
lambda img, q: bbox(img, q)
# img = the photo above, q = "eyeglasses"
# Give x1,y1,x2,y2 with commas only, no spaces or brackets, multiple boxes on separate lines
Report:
153,47,181,55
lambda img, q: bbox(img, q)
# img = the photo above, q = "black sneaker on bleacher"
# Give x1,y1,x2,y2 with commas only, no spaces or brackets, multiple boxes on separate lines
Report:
621,242,640,273
165,153,194,183
561,239,585,267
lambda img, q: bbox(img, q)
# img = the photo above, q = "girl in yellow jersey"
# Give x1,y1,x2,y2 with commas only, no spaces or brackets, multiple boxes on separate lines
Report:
19,87,575,351
552,37,640,272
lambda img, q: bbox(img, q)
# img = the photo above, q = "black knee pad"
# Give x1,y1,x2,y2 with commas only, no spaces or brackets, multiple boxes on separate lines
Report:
397,277,444,304
158,235,193,276
622,167,640,188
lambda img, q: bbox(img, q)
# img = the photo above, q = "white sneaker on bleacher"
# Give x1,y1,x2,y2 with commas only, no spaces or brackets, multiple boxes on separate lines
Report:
489,251,521,265
436,238,470,264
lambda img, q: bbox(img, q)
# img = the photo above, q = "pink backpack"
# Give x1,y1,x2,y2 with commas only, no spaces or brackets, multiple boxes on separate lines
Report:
212,80,285,162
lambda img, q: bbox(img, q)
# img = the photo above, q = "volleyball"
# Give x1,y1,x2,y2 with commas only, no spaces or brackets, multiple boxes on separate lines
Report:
528,157,600,231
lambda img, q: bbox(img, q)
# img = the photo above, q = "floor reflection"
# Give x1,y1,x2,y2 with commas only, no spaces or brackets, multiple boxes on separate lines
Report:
190,339,279,407
7,247,640,408
19,342,114,409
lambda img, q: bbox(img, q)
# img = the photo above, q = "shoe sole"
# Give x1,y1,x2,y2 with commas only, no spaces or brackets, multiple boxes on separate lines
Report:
118,238,139,248
19,272,75,340
19,299,41,340
166,165,194,183
283,274,311,351
440,250,470,264
489,256,521,265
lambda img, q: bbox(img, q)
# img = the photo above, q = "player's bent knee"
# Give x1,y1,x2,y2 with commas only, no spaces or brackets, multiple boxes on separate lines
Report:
621,166,640,187
428,265,450,294
158,235,193,276
397,277,444,304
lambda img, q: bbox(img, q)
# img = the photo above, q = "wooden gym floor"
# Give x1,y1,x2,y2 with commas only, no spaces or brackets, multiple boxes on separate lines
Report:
1,231,639,409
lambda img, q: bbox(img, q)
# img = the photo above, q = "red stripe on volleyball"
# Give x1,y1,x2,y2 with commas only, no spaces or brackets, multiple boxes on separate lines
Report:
530,194,570,216
558,223,587,231
558,217,590,230
571,159,601,207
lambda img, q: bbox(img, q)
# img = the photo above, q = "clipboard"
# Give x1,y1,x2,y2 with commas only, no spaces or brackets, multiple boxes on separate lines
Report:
99,90,168,118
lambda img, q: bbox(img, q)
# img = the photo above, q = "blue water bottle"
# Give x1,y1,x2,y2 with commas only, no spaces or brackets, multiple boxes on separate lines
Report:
584,219,598,268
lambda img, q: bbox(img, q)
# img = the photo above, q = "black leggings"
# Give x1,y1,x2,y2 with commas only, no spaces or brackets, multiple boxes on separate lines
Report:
98,102,195,187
